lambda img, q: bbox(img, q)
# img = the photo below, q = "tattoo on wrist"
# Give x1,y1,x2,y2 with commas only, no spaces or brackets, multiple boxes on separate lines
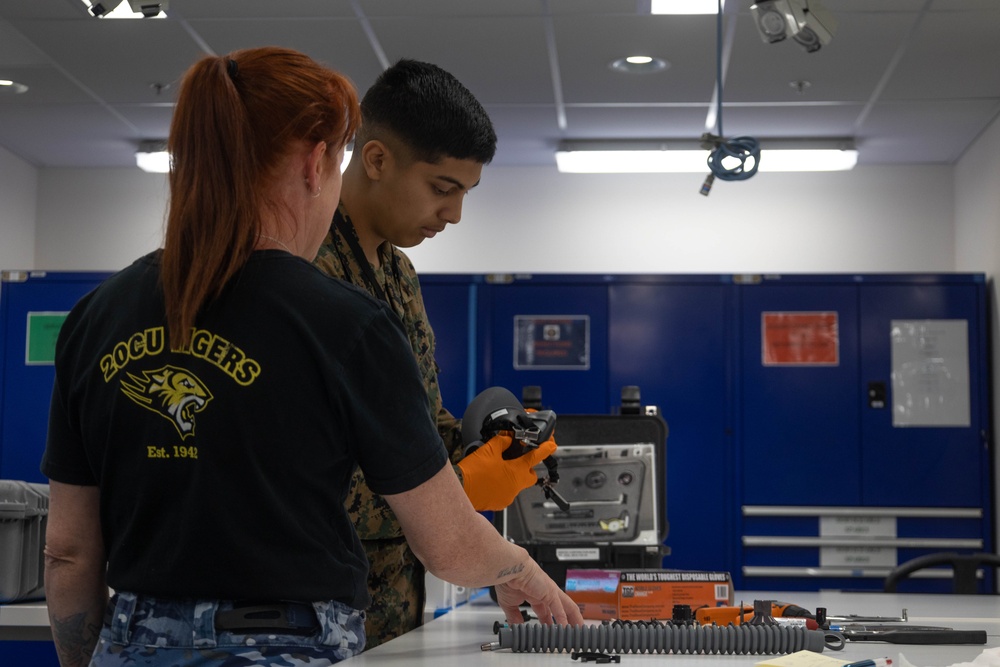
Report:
52,612,102,667
497,562,525,579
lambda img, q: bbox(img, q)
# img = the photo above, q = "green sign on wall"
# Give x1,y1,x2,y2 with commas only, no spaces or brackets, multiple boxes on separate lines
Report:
26,312,68,365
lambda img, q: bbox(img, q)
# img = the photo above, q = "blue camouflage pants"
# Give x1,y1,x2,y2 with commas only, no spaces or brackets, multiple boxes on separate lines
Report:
89,591,365,666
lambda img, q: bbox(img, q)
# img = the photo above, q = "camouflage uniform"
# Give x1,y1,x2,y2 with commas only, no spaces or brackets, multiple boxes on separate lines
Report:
313,206,465,649
90,591,364,665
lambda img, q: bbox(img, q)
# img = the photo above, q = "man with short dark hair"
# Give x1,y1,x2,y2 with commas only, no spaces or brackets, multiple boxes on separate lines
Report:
314,59,555,648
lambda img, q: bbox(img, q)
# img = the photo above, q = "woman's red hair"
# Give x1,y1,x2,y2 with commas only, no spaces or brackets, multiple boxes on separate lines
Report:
161,46,359,348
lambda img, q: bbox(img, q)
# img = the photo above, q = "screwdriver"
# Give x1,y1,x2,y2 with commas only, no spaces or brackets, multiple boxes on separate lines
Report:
839,627,987,645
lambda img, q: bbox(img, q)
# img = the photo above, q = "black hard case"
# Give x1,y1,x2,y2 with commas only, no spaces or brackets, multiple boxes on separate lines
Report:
492,413,669,589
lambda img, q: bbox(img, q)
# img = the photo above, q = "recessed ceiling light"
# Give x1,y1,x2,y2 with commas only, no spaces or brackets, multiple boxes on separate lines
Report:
0,79,29,94
610,56,669,74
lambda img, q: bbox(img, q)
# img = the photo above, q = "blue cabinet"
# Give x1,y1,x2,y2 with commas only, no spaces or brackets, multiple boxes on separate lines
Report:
0,271,110,481
419,272,993,593
0,270,111,667
0,270,992,601
736,275,991,592
422,274,738,574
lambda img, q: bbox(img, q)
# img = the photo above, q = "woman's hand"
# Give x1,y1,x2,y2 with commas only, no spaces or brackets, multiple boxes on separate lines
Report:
495,560,584,627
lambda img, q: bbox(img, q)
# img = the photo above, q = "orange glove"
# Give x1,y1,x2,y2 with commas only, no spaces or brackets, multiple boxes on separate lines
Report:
458,433,558,511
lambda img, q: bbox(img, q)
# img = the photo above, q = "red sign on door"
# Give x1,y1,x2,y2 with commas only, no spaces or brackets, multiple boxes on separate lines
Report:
762,312,839,366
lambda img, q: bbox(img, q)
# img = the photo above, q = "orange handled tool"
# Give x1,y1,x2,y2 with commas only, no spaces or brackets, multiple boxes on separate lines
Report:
695,601,815,626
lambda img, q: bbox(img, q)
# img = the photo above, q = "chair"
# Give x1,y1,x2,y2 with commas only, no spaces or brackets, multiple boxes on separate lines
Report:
884,552,1000,594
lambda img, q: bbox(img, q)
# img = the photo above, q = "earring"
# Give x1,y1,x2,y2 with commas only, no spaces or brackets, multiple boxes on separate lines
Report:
312,186,322,198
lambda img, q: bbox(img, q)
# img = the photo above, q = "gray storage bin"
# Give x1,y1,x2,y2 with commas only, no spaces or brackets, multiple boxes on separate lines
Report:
0,480,49,603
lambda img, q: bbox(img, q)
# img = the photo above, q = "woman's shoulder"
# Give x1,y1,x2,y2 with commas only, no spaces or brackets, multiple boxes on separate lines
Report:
73,251,161,309
253,252,388,318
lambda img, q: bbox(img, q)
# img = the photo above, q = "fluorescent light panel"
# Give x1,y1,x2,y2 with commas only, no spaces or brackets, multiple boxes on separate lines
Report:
135,149,170,173
136,148,354,174
651,0,724,15
555,146,857,173
0,79,28,94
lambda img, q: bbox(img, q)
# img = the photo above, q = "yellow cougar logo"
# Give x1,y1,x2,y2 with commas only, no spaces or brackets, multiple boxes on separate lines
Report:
120,365,213,439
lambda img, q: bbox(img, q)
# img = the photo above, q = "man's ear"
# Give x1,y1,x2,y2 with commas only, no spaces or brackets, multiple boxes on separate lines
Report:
360,140,389,181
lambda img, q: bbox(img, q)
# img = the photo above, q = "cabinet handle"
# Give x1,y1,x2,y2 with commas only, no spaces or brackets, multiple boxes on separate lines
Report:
742,536,982,548
742,565,980,579
742,505,981,518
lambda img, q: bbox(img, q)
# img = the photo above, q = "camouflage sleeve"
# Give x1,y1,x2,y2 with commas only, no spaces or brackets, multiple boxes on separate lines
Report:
313,228,351,282
437,403,464,464
393,249,464,462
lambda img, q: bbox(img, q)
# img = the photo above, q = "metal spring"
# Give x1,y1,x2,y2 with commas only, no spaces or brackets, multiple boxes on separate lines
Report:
495,622,826,655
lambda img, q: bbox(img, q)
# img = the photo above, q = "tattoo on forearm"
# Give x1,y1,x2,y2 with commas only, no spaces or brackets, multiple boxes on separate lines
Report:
497,562,525,579
51,612,102,667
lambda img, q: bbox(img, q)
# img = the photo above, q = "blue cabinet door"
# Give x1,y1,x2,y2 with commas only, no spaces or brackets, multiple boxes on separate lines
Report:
0,272,110,481
609,279,734,573
0,271,109,667
480,278,609,415
739,282,862,506
859,281,990,510
419,275,479,415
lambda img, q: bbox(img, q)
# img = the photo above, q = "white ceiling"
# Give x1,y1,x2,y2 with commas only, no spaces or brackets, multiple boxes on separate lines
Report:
0,0,998,170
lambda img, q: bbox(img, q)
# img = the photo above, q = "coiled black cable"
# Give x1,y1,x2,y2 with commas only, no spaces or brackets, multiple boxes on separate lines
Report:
707,136,761,181
494,622,827,655
701,0,760,194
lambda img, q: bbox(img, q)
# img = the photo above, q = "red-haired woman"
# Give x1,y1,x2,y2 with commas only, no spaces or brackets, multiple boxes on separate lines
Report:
41,46,581,667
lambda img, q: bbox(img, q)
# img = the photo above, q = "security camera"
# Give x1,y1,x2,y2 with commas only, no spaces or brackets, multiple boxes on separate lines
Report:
750,0,792,44
126,0,167,17
87,0,166,17
787,0,837,53
87,1,118,17
750,0,836,53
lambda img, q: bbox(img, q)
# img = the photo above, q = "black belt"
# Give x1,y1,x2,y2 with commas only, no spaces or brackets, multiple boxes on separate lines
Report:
215,602,321,636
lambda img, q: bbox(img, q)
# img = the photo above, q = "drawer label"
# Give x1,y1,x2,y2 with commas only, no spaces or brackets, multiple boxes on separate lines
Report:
820,515,897,538
556,548,601,561
821,546,897,568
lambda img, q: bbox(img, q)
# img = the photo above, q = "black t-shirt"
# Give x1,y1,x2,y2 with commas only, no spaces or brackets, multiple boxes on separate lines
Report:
41,250,448,607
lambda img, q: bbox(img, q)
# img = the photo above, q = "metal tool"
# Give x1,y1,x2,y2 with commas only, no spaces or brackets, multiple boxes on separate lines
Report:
827,610,908,624
461,386,570,511
835,624,952,633
840,627,986,645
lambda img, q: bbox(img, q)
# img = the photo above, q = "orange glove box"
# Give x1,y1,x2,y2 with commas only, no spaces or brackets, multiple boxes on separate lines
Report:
565,568,734,621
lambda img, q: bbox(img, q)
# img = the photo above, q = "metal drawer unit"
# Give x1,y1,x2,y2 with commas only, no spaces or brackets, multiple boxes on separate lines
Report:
741,505,989,592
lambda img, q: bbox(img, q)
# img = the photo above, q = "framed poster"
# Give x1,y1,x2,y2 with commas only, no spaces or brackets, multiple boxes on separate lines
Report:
513,315,590,370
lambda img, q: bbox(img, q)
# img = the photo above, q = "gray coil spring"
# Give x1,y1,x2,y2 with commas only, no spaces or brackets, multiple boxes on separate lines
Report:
496,622,826,655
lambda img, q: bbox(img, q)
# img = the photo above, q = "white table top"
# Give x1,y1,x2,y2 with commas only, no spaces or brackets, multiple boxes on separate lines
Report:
342,590,1000,667
0,599,51,640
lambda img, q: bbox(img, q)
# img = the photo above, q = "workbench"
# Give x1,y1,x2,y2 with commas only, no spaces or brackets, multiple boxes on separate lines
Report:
3,590,998,666
342,590,1000,666
0,599,49,641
